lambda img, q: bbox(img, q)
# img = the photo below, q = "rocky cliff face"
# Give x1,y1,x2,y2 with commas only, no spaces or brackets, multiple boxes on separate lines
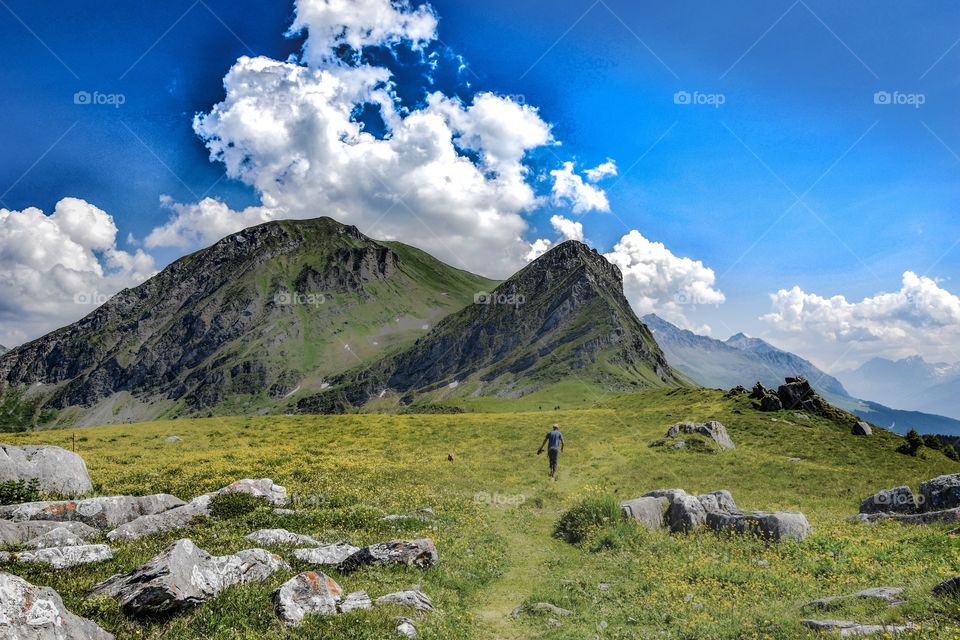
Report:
299,241,681,411
0,218,494,419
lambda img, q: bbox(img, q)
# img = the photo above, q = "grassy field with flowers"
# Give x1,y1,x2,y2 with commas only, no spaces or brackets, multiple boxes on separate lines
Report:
3,387,960,639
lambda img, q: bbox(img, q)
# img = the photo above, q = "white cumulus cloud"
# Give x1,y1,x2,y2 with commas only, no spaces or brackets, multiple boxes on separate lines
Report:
550,161,611,213
584,159,617,183
550,214,584,242
604,229,725,333
143,0,610,278
761,272,960,366
0,198,155,347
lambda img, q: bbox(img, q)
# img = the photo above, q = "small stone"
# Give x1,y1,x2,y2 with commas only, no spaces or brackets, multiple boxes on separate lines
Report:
933,576,960,596
802,619,915,636
165,436,182,442
340,539,438,572
531,602,572,616
338,591,373,613
805,587,906,610
396,616,417,638
273,508,296,515
852,421,873,436
376,590,433,612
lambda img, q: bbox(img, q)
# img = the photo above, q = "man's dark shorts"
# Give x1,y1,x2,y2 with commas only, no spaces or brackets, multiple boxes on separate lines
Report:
548,448,559,470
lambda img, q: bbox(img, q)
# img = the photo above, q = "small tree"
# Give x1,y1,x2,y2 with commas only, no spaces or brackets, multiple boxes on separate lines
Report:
898,429,924,456
945,444,960,461
923,434,944,451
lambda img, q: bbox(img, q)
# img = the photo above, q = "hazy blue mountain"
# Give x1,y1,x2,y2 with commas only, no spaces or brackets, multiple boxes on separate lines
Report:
644,314,960,436
840,356,960,420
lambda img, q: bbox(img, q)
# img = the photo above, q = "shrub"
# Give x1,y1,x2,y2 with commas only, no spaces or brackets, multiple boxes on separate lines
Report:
0,478,41,505
898,429,924,457
554,494,621,544
208,492,264,519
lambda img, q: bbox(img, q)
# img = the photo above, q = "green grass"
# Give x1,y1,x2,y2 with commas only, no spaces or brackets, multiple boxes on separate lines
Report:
2,388,960,638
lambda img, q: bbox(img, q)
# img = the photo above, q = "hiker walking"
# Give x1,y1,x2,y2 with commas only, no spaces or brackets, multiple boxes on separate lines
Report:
537,424,564,479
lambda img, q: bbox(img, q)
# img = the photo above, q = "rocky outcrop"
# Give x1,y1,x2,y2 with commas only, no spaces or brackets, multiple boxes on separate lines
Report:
15,544,113,569
246,528,321,547
754,377,843,419
273,572,343,626
340,539,439,572
107,479,287,541
663,421,735,450
919,473,960,512
852,507,960,525
859,486,916,514
0,572,114,639
376,590,433,613
801,619,916,636
91,539,288,616
293,543,360,566
0,494,184,529
0,445,92,495
0,520,96,546
633,488,810,541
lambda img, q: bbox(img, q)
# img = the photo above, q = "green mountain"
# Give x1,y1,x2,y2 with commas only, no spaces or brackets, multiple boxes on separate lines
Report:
0,218,496,426
298,241,682,412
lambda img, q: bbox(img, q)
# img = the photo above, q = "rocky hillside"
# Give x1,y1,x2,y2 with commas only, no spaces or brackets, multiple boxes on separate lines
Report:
0,345,7,356
298,241,681,412
0,218,496,424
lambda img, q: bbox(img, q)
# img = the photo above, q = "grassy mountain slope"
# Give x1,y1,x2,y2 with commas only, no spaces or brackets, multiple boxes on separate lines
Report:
298,241,682,412
0,218,496,426
2,388,959,639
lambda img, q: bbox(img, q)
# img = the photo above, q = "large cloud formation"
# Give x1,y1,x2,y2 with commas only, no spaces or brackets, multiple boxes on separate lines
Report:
761,272,960,366
604,230,726,334
0,198,155,346
147,0,574,276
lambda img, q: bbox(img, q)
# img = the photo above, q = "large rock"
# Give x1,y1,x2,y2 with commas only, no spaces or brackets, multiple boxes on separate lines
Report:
0,445,92,496
340,539,439,572
294,543,360,566
339,591,373,613
706,511,811,542
16,544,114,569
859,486,916,514
919,473,960,512
0,572,114,639
664,421,735,450
760,393,783,412
697,490,738,514
801,619,915,636
666,495,708,533
851,421,873,436
620,497,665,530
91,539,289,616
273,571,343,626
107,479,287,541
246,529,321,547
0,520,96,547
376,590,433,612
0,494,185,530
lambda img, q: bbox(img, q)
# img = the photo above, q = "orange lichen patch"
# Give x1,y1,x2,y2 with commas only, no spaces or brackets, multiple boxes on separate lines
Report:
303,571,320,587
325,577,342,596
41,502,78,517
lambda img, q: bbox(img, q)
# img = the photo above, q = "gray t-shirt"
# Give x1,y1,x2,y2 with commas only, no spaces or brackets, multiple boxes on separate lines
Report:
546,430,563,451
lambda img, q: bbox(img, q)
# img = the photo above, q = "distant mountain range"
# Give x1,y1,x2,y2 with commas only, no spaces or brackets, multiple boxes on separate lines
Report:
838,356,960,421
645,314,960,436
0,218,680,427
0,345,6,356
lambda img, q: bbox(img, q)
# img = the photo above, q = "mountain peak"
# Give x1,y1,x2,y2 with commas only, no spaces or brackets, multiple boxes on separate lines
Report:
298,242,681,411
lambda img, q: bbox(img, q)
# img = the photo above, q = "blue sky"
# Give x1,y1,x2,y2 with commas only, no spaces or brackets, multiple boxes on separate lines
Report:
1,0,959,368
